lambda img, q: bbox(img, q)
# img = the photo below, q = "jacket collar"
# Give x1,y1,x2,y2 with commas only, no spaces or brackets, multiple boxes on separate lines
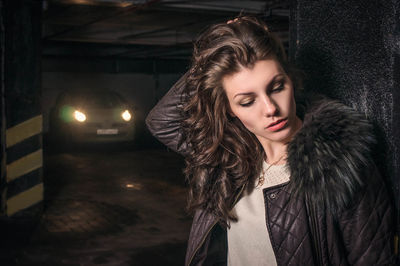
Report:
287,97,375,213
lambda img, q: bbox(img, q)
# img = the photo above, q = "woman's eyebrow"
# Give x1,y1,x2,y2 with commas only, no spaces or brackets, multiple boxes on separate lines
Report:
234,92,255,99
270,73,286,83
233,73,286,99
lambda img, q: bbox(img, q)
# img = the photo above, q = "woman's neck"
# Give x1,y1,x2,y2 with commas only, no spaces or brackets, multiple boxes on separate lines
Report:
263,143,288,165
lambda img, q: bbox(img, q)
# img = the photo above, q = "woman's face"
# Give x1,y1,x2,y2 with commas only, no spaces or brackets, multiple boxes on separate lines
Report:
222,59,300,147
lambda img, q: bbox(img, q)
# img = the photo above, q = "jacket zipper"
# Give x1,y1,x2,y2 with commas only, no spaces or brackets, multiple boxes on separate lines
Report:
187,184,246,266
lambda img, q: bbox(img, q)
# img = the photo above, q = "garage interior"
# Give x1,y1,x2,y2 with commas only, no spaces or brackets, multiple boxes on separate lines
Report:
1,0,399,265
2,1,291,265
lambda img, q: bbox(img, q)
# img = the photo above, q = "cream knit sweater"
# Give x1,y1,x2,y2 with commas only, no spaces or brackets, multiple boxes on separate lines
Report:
227,161,290,266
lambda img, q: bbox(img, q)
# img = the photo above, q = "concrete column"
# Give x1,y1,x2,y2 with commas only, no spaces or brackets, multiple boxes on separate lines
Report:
1,0,6,214
1,0,43,218
290,0,399,255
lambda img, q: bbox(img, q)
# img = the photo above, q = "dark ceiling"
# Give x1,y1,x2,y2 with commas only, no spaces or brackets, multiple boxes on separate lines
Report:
42,0,290,60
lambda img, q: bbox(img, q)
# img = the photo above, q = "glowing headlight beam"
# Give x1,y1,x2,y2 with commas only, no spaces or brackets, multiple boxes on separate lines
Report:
74,110,86,122
122,110,131,121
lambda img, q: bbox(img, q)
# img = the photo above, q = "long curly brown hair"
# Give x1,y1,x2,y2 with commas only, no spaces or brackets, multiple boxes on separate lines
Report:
182,16,301,225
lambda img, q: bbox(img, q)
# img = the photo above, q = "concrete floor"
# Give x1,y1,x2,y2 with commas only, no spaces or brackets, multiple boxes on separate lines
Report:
2,145,192,266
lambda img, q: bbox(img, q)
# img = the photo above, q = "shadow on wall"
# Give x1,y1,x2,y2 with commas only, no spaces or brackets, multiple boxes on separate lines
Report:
295,44,340,99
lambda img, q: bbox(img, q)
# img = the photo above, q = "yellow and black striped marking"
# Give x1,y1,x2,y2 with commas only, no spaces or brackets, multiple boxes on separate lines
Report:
5,115,43,216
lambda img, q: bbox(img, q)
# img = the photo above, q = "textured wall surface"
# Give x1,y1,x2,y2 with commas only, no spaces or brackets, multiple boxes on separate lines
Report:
291,0,399,232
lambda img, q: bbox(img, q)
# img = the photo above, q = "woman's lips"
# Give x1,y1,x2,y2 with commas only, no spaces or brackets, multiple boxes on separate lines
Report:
266,119,288,132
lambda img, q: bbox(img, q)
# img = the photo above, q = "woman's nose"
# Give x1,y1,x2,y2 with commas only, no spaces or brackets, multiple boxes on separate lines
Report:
262,96,278,117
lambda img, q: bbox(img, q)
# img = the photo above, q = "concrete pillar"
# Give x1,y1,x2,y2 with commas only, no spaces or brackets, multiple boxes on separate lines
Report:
1,0,6,215
1,0,43,218
290,0,399,256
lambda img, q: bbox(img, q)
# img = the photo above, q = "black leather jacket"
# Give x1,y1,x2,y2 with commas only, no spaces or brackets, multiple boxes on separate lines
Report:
146,74,396,266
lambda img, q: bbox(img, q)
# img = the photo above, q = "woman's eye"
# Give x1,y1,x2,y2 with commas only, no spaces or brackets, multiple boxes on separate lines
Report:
271,82,284,92
239,100,254,107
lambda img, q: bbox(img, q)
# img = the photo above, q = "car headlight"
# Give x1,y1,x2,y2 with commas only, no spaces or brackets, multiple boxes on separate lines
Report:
74,110,86,122
121,110,132,121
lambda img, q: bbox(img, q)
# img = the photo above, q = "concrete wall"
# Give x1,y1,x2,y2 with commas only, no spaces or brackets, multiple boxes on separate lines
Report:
291,0,400,246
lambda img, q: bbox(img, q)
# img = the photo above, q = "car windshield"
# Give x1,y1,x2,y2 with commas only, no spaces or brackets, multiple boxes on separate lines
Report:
84,92,124,108
70,91,126,108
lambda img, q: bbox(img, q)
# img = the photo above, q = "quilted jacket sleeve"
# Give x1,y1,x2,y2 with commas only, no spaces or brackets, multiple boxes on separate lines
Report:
145,72,190,155
337,165,396,265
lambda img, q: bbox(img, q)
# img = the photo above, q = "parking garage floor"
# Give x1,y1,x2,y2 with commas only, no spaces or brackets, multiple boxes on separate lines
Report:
1,145,192,266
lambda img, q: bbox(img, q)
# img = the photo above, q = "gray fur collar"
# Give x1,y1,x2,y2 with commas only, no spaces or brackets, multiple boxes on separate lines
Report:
287,98,375,213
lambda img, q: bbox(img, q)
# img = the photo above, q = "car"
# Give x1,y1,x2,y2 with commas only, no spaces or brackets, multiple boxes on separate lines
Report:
49,89,136,144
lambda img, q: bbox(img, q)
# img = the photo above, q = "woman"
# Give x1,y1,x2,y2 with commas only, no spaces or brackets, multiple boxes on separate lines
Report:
146,16,395,266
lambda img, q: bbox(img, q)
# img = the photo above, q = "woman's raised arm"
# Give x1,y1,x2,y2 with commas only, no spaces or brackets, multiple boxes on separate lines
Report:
145,72,190,155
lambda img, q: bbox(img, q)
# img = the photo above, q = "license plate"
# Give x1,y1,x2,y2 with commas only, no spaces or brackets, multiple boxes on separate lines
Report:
97,129,118,135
